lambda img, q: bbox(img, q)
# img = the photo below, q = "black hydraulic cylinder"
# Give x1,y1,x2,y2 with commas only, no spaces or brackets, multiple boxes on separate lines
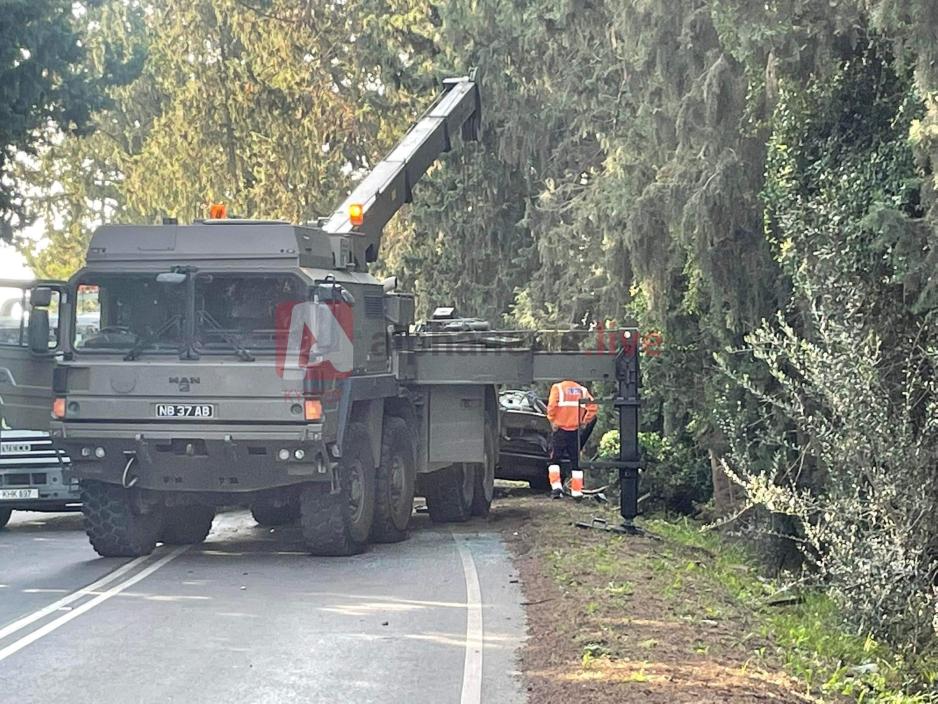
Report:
615,334,641,521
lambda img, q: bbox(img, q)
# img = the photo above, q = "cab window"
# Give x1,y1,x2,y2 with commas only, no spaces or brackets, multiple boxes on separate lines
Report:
195,274,304,351
73,275,186,352
0,285,61,349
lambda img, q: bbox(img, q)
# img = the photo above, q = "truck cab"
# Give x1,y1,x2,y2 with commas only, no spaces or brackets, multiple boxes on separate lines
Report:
0,281,79,528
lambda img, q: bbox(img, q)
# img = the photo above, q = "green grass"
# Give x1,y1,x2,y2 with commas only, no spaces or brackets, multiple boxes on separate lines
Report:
644,516,938,703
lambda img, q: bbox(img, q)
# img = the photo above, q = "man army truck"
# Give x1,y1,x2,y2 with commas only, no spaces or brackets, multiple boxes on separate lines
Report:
2,74,641,557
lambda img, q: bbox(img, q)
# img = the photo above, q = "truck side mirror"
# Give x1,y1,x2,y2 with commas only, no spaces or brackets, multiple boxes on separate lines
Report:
28,287,55,354
31,287,53,307
28,308,50,353
311,283,355,306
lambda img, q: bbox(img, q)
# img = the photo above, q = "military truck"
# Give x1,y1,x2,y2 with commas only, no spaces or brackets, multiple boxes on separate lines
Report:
0,283,80,528
3,75,641,557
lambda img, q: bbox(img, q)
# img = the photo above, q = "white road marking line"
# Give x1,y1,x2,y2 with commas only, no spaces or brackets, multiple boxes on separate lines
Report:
0,546,187,663
454,533,483,704
0,554,152,642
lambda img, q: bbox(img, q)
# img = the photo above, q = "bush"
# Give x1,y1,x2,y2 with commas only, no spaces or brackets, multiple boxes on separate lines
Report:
718,311,938,654
596,429,711,514
713,47,938,655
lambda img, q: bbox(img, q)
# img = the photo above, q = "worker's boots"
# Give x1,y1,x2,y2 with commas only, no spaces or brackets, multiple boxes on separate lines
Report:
571,470,584,501
548,464,563,499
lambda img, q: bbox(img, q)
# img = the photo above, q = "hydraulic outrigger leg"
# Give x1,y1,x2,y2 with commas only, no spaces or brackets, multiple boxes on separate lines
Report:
615,341,641,533
575,337,643,535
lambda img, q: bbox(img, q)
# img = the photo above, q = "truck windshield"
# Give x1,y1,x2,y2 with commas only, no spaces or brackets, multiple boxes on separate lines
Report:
194,273,304,352
72,272,305,355
73,274,186,353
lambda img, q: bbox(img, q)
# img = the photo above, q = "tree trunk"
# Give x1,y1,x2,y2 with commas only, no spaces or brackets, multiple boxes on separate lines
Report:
709,448,740,516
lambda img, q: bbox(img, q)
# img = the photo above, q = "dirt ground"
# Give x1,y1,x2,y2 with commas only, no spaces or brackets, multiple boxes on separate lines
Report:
489,486,816,704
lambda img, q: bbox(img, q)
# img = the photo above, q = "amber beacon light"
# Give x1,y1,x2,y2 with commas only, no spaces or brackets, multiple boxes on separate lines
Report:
348,203,364,227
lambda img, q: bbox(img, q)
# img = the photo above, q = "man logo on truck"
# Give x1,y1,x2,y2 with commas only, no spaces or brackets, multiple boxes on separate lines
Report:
169,376,200,392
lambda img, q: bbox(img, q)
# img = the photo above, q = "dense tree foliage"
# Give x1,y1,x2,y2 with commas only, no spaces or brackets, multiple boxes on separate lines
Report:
14,0,938,659
0,0,106,237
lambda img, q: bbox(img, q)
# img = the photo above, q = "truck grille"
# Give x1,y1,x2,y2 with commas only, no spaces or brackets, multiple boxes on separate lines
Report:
1,473,48,487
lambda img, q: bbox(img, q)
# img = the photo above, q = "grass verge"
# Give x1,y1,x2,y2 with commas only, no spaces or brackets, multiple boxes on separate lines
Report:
647,517,938,703
495,489,937,703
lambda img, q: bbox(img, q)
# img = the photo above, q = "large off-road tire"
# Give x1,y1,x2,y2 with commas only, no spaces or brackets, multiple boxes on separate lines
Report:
471,423,497,517
81,480,163,557
0,508,11,529
426,463,476,524
251,498,300,527
371,416,416,543
160,505,215,545
300,422,376,556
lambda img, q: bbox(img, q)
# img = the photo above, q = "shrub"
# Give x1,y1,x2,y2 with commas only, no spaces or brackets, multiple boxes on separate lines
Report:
597,429,711,514
717,310,938,653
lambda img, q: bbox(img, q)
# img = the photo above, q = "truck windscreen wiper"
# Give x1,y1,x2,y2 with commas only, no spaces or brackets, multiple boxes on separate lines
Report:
123,314,182,361
197,310,255,362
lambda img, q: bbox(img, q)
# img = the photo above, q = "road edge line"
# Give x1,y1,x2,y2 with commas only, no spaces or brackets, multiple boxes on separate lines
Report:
454,533,483,704
0,553,153,642
0,546,188,663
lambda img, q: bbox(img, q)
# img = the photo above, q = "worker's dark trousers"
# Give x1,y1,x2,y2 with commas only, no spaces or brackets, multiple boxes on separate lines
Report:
549,418,597,480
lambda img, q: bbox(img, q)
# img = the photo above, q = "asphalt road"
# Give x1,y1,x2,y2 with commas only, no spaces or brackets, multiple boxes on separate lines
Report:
0,509,526,704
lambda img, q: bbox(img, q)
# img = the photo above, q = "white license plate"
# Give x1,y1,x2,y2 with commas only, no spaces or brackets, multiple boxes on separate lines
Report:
155,404,215,418
0,443,30,454
0,488,39,500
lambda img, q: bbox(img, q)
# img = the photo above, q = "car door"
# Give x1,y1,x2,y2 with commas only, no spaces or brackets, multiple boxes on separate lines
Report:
0,279,66,431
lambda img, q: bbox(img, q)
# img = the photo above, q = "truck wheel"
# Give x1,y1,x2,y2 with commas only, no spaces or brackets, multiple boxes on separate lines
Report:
371,416,416,543
426,463,475,523
300,422,376,556
161,505,215,545
251,498,300,527
471,424,497,517
81,480,163,558
0,508,11,530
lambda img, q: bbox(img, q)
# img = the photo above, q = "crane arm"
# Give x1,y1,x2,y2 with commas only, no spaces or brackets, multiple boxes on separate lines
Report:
322,74,482,264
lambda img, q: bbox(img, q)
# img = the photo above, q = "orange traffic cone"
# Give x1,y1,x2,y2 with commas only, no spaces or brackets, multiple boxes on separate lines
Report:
571,469,584,500
548,464,563,499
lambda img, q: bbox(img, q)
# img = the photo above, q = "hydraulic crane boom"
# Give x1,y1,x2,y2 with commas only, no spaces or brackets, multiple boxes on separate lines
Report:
322,74,482,264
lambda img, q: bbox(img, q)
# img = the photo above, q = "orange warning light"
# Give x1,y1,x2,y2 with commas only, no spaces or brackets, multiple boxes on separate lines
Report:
348,203,364,227
209,203,228,219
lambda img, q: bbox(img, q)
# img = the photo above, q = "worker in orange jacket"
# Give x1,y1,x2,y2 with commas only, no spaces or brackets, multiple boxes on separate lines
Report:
545,379,597,499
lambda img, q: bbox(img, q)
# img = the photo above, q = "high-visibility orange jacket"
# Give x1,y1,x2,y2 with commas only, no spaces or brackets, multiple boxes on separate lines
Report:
546,380,596,431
